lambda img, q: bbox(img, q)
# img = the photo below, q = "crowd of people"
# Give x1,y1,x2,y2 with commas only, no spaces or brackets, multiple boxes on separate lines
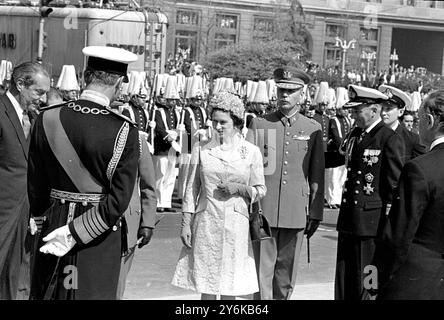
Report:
1,44,444,301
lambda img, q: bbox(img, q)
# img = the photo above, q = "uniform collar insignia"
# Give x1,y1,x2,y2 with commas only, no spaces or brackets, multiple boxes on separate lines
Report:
79,89,110,107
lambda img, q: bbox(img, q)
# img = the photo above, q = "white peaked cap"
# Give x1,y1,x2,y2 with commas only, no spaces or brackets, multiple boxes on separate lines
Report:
410,91,422,112
379,84,412,110
336,87,349,109
153,73,169,97
252,81,269,104
164,75,180,99
266,79,277,101
56,65,80,91
246,81,258,102
314,81,329,104
186,75,204,98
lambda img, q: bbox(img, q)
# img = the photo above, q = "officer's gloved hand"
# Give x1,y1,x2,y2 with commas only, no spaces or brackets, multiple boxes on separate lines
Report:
40,225,76,257
137,227,153,248
180,212,193,249
217,182,250,198
304,218,320,239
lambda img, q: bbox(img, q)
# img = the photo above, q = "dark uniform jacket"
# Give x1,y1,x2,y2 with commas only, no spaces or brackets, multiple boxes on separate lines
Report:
153,104,179,156
122,101,149,133
0,94,36,299
328,116,351,152
336,120,404,237
183,105,207,154
395,123,426,162
247,111,325,228
313,111,330,152
28,97,139,299
378,143,444,299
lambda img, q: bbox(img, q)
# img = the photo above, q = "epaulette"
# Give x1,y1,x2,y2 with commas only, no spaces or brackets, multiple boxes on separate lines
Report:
38,101,71,112
105,106,137,127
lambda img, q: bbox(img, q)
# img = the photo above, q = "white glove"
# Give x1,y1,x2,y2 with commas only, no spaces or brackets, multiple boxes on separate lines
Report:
40,225,76,257
29,216,46,235
29,218,38,235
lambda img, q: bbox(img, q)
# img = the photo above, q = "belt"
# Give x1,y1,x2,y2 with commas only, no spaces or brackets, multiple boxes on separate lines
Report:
50,189,106,205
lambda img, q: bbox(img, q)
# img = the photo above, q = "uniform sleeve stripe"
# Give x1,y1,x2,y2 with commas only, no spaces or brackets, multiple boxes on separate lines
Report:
88,207,108,232
73,215,95,244
81,213,97,239
84,209,101,237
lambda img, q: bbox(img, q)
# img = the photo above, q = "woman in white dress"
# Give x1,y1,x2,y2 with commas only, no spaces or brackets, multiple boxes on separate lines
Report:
171,91,266,299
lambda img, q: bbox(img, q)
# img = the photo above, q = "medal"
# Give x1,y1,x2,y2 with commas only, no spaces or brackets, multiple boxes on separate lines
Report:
363,183,374,195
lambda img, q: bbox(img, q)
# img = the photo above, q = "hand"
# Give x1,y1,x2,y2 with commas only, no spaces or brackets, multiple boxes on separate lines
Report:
137,227,153,248
180,212,192,249
40,225,76,257
304,219,320,239
216,182,250,197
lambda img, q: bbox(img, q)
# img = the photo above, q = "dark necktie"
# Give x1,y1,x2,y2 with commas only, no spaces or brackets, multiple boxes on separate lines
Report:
22,110,31,139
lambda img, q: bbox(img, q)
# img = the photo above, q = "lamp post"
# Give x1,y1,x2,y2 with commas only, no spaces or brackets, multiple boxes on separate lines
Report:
361,50,377,74
390,48,399,72
335,36,356,78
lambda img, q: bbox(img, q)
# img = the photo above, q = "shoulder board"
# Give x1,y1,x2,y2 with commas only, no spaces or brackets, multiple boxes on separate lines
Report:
105,106,137,127
39,101,71,112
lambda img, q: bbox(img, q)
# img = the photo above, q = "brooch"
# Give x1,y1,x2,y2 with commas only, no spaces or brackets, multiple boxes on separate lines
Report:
239,146,248,159
363,183,374,195
292,130,310,141
362,149,381,167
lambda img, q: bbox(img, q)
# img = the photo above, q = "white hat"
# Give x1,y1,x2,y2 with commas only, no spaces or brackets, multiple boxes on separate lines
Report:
186,75,204,99
82,46,138,82
153,73,168,97
314,81,329,105
265,79,277,101
335,87,349,109
212,78,224,95
327,88,336,109
56,65,80,91
222,77,235,92
0,60,12,84
378,84,412,109
344,84,388,108
246,81,258,102
126,70,144,96
410,91,422,112
252,81,269,104
234,81,244,97
164,75,180,99
176,73,186,96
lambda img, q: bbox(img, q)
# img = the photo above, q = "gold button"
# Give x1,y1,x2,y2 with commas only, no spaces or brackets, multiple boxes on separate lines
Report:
284,161,288,165
344,188,347,192
282,180,287,185
283,171,287,175
82,201,88,206
60,199,66,204
286,132,290,136
354,200,358,205
343,199,346,203
357,171,362,174
348,168,351,171
355,190,359,194
356,181,360,185
285,151,289,155
285,141,290,145
112,225,117,231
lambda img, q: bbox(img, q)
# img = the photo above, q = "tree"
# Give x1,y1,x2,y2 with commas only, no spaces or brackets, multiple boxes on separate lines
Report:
201,39,306,83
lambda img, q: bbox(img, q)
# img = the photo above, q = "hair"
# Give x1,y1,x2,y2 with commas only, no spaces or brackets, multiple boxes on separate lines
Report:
47,87,63,103
400,110,415,121
422,90,444,126
83,67,122,87
210,107,244,130
11,61,50,88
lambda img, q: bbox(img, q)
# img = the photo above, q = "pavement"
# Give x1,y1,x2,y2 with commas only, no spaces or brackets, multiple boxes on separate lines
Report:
123,202,339,300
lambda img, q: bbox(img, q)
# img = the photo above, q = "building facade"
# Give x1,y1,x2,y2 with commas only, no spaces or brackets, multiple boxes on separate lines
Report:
160,0,444,74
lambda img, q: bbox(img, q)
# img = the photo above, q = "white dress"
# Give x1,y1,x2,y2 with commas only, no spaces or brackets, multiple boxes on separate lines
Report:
171,134,266,295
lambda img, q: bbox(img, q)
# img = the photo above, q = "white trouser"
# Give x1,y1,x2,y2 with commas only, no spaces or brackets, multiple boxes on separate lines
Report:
177,153,192,200
325,165,347,205
153,151,178,208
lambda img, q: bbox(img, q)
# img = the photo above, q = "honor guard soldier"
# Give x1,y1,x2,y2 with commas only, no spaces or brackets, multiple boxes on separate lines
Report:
244,80,269,130
313,81,331,152
177,74,208,200
334,85,404,300
56,65,80,101
152,75,181,212
28,46,140,300
379,84,426,162
247,67,325,300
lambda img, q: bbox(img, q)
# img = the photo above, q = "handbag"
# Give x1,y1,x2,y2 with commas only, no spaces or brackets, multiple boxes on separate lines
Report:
249,200,272,241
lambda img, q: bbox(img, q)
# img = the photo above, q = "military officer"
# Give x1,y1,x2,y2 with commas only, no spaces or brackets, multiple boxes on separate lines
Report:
152,75,181,212
247,67,325,300
334,85,404,300
28,46,140,300
379,84,426,162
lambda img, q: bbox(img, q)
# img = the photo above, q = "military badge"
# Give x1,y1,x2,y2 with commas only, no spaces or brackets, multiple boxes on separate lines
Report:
363,183,374,195
363,149,381,166
238,145,248,159
293,130,310,141
365,173,374,183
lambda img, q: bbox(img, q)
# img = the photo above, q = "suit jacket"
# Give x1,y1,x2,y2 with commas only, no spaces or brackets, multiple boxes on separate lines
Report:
123,138,157,251
247,111,325,228
377,144,444,299
336,120,404,237
0,94,34,299
395,123,426,163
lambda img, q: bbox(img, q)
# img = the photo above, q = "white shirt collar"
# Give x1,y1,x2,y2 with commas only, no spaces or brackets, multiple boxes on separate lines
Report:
6,90,24,123
365,117,381,133
430,137,444,151
79,89,110,107
390,120,399,131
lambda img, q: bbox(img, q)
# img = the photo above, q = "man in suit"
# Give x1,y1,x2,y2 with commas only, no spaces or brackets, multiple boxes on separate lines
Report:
0,62,50,299
377,90,444,299
379,84,426,162
247,67,325,300
28,46,139,300
334,85,404,300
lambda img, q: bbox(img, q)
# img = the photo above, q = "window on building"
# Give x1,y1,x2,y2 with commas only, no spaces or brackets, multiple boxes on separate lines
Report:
216,14,238,29
214,33,236,50
326,24,346,38
175,30,198,61
324,43,342,68
360,27,378,41
253,17,274,39
176,10,199,25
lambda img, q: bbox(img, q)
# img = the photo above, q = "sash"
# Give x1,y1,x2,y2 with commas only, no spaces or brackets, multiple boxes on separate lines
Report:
43,108,103,193
333,117,343,139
